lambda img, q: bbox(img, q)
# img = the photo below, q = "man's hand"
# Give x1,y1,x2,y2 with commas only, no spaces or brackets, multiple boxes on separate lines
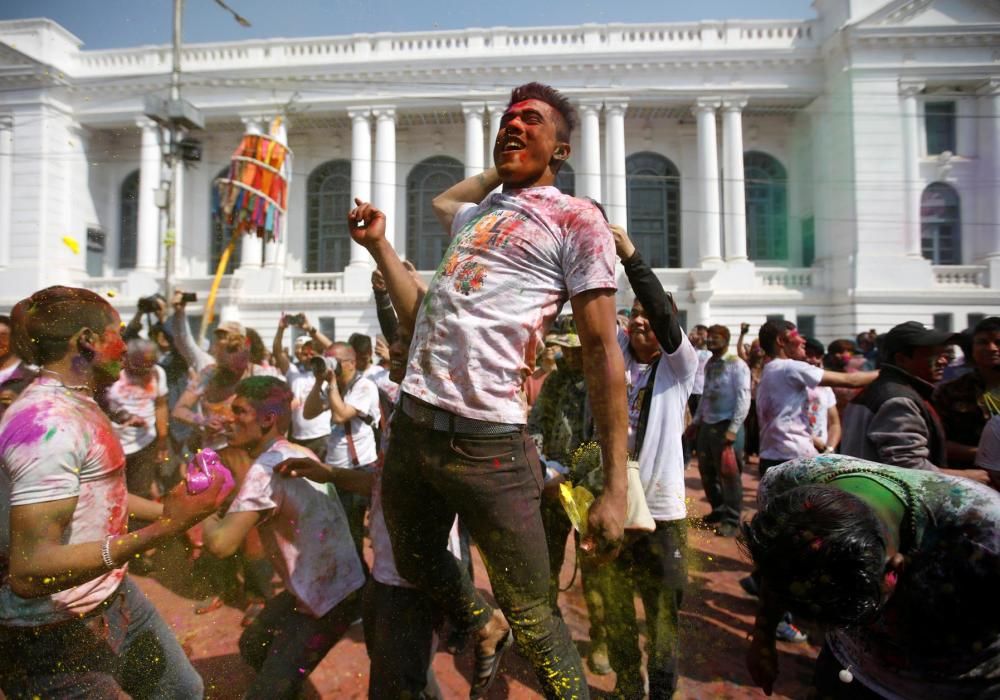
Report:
581,489,626,563
746,630,779,695
724,430,737,445
811,436,827,453
156,440,170,465
740,322,751,334
683,423,700,443
371,269,387,293
203,415,226,434
274,457,333,484
172,289,188,312
278,313,289,330
160,479,224,531
609,224,636,261
374,336,390,363
123,415,147,428
348,199,387,249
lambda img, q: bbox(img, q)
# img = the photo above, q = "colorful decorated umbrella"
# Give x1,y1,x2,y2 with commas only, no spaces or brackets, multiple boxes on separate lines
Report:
202,116,292,339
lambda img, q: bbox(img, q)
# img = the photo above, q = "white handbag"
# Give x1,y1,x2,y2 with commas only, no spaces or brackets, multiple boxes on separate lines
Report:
625,459,656,532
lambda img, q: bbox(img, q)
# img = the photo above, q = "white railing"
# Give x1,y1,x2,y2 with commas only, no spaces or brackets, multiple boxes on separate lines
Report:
756,267,814,289
68,19,818,77
285,273,343,295
77,276,128,298
932,265,987,288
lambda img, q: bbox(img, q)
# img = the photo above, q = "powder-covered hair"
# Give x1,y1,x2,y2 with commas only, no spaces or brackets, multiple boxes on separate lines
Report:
739,485,887,626
11,286,116,365
235,376,294,433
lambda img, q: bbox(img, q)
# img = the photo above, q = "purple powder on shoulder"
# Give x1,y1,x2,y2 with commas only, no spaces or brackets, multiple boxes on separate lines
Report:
0,402,53,449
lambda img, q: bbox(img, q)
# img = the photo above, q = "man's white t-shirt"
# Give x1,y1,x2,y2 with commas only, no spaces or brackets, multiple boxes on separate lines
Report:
227,439,366,618
323,375,380,468
620,329,698,522
106,365,168,455
286,363,331,441
692,348,712,396
0,378,128,626
401,187,617,425
757,358,825,461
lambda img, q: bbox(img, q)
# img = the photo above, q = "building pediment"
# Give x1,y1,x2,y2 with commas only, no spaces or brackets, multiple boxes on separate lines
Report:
854,0,1000,28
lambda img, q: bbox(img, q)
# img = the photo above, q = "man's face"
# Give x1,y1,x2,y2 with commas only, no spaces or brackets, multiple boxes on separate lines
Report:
0,322,10,358
972,331,1000,373
493,99,566,189
124,346,157,377
226,396,265,448
628,302,659,357
388,331,411,384
91,318,127,386
294,343,314,364
706,331,728,354
689,328,707,349
780,329,807,361
897,344,950,383
332,346,355,380
805,351,823,368
213,331,250,373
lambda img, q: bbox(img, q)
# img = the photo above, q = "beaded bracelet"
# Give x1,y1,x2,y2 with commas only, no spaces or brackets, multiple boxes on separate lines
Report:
101,535,116,570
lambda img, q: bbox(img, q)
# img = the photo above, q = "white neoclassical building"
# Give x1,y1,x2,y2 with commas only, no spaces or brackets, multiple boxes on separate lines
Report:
0,0,998,349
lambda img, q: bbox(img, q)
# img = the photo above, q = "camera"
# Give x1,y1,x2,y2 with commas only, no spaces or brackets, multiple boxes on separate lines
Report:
182,292,198,303
309,355,338,377
137,295,162,314
286,313,306,327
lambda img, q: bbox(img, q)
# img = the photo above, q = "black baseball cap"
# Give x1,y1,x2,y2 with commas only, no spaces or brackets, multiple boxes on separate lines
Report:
880,321,958,361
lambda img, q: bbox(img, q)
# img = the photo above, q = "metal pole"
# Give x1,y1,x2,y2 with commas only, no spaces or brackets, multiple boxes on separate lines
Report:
164,0,184,297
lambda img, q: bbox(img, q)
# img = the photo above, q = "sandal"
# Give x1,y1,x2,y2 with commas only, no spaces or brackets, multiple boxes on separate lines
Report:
241,599,266,627
194,595,224,615
469,629,513,699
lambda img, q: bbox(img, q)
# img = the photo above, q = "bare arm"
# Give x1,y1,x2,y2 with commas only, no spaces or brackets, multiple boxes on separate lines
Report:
169,294,214,373
8,481,222,598
172,384,204,428
127,493,164,522
326,380,360,425
154,395,169,462
826,405,842,451
302,374,327,421
274,457,374,497
273,318,291,375
737,328,750,362
431,167,500,233
572,288,628,556
202,510,263,559
821,369,878,389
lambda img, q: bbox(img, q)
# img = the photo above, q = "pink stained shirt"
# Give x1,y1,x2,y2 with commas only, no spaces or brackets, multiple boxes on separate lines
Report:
401,187,617,424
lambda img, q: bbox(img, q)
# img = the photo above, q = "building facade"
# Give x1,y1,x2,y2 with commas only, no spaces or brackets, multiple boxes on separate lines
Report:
0,0,998,349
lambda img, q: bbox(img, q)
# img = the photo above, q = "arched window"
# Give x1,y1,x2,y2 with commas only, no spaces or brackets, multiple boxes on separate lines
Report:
406,156,464,270
921,182,961,265
555,162,575,197
306,160,352,273
626,152,681,268
744,151,788,261
209,167,241,274
118,170,139,269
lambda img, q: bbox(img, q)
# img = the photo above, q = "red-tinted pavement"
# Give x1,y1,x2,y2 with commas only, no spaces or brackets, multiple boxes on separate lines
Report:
135,457,821,699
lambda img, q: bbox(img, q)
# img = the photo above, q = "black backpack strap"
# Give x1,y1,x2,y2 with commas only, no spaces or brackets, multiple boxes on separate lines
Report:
632,357,660,459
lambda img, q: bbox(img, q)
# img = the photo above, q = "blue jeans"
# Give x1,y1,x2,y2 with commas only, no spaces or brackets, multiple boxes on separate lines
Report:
382,408,588,699
0,577,203,699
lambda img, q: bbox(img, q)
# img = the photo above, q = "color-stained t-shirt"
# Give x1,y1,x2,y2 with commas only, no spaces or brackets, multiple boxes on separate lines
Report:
0,378,128,626
227,439,365,618
759,456,1000,700
106,365,168,454
694,354,751,432
401,187,616,425
756,358,825,461
805,385,837,444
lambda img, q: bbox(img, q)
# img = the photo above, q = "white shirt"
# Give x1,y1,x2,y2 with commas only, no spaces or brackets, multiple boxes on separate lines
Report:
620,329,698,521
756,358,825,461
0,378,128,626
286,362,331,441
227,439,366,618
691,348,712,395
106,365,168,455
323,375,380,468
401,187,617,424
806,385,837,445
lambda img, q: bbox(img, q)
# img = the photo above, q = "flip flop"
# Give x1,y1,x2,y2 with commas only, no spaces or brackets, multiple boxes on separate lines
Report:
469,629,513,699
194,595,224,615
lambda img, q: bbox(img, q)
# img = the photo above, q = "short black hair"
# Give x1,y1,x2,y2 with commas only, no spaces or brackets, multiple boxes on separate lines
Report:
348,332,372,358
10,286,116,365
707,324,730,344
973,316,1000,336
759,320,796,358
0,315,10,328
739,485,887,626
236,376,293,432
804,337,825,358
507,82,577,142
245,328,267,364
693,324,709,333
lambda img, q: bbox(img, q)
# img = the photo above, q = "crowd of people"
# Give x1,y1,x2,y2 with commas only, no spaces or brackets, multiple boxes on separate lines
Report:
0,82,997,700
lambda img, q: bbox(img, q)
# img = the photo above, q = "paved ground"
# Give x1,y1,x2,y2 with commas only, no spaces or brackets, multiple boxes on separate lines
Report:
133,456,828,699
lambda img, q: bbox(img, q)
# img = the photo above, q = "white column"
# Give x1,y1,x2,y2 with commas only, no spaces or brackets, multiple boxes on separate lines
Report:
462,103,485,178
487,102,505,193
172,160,186,276
0,116,11,268
981,80,1000,259
900,81,925,258
605,101,628,226
348,107,372,266
693,98,722,266
578,100,603,201
239,117,264,270
136,118,162,272
373,107,397,251
722,97,748,263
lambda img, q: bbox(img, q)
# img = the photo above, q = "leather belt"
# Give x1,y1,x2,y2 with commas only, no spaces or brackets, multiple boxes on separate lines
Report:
400,395,522,435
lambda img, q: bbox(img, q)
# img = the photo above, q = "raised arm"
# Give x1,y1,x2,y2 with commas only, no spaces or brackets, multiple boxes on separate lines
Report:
273,316,291,375
571,288,628,558
170,291,214,373
431,167,500,234
372,269,399,344
821,369,879,389
737,323,751,362
612,225,682,353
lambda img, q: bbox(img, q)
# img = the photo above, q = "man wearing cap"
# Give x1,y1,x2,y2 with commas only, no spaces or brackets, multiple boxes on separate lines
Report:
840,321,956,471
273,314,334,460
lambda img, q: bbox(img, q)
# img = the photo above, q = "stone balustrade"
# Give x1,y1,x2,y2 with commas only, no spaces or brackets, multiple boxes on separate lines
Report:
285,273,344,295
68,19,818,78
755,267,814,289
932,265,987,288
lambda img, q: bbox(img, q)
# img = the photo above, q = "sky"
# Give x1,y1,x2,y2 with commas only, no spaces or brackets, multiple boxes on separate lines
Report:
2,0,815,50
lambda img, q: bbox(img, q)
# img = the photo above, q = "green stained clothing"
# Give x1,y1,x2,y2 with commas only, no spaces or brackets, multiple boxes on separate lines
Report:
527,365,591,478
